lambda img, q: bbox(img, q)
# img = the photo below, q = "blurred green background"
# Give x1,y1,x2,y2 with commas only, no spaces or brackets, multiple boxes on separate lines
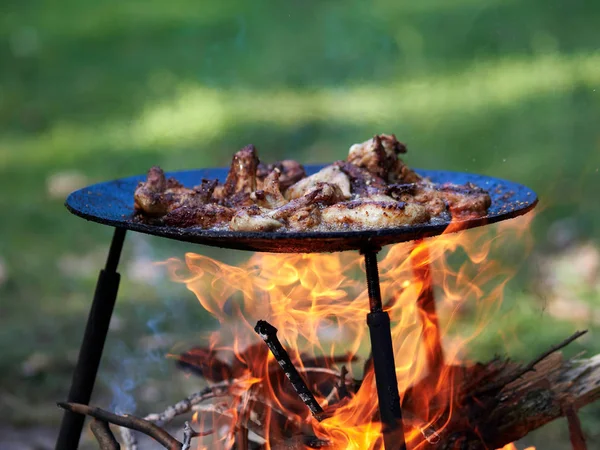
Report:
1,0,599,448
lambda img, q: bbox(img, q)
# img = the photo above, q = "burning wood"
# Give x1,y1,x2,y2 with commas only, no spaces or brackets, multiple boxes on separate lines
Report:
62,337,599,449
254,320,325,420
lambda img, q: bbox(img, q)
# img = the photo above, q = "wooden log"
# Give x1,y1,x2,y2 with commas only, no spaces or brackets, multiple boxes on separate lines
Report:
427,353,600,449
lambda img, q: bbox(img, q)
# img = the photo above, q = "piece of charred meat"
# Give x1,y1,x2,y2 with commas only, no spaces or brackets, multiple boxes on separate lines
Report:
192,179,218,204
257,160,306,191
347,134,421,183
334,161,387,196
272,183,345,221
134,167,200,216
213,145,259,207
285,165,351,200
389,182,491,218
163,204,235,228
230,205,283,232
134,166,170,216
436,183,492,218
251,169,288,209
321,201,429,229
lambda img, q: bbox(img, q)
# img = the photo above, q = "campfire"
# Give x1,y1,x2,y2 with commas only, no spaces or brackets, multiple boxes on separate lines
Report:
57,158,599,450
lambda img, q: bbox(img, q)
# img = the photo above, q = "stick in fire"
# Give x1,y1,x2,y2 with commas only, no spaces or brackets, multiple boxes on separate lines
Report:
254,319,325,420
90,419,120,450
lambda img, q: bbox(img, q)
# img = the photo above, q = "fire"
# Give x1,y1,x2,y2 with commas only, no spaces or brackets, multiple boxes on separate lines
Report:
162,213,535,449
500,444,536,450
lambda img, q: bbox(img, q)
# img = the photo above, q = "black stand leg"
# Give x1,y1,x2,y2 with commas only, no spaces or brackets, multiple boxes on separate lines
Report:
411,242,444,378
362,249,406,450
55,228,127,450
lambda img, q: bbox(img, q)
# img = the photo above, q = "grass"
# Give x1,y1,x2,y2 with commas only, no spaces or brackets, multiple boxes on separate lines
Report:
1,0,599,448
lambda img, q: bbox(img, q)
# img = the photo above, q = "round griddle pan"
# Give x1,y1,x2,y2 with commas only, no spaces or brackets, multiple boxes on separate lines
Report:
65,165,537,253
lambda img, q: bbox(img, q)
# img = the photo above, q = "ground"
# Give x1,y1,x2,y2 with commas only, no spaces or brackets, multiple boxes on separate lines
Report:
0,0,599,448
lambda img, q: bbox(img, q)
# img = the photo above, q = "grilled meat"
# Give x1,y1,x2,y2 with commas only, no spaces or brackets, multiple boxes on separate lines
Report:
285,165,351,200
390,182,491,219
257,160,306,191
163,204,235,228
251,169,287,209
213,145,259,207
134,135,492,230
134,166,202,216
321,201,429,229
334,160,387,196
347,134,421,184
230,205,283,232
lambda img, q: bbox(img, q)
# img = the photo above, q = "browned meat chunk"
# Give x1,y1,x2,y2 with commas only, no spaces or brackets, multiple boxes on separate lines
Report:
251,169,288,209
257,160,306,191
192,179,218,204
335,161,387,196
272,183,345,221
213,145,259,206
347,134,421,183
163,204,234,228
437,183,492,218
390,182,491,218
229,205,283,232
321,201,429,229
134,166,170,216
285,165,351,200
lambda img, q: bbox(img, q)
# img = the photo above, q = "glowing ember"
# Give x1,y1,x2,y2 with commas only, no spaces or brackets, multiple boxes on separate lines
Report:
161,213,535,449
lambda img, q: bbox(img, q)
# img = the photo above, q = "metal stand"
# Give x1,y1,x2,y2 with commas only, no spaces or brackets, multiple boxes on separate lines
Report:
55,228,127,450
411,243,444,378
362,249,406,450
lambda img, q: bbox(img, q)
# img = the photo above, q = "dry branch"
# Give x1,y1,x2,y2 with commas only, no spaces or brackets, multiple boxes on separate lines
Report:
90,419,120,450
144,381,231,426
182,421,212,450
57,402,182,450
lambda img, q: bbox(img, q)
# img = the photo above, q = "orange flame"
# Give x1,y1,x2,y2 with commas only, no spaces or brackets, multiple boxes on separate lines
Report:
500,444,536,450
162,213,535,449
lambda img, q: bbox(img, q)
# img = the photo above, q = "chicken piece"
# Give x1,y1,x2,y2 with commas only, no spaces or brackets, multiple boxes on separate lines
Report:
213,145,259,206
257,160,306,191
321,200,429,229
134,166,170,216
192,179,219,204
365,192,398,202
286,206,322,231
251,169,288,209
391,182,491,218
348,134,421,183
229,205,283,232
335,161,387,196
347,135,398,180
437,183,492,218
272,183,345,221
162,204,234,228
285,165,351,200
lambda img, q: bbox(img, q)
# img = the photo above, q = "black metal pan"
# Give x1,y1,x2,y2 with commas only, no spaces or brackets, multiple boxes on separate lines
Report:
65,165,537,253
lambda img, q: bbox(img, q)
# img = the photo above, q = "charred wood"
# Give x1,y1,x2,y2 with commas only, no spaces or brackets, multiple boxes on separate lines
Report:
254,320,325,420
90,419,120,450
408,352,600,449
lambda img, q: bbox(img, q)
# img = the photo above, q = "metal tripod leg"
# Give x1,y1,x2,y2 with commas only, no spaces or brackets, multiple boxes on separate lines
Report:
55,227,127,450
362,249,406,450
